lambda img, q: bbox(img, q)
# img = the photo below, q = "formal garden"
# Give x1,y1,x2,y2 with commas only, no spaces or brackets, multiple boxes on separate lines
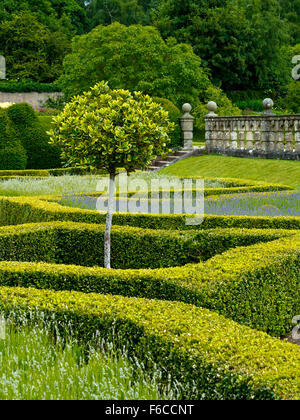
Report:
0,0,299,402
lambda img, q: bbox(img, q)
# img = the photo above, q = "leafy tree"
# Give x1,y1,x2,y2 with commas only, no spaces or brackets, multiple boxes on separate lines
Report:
193,85,241,135
0,11,71,82
281,80,300,112
49,81,172,268
83,0,153,29
279,0,300,44
59,22,212,107
0,0,87,35
153,0,289,91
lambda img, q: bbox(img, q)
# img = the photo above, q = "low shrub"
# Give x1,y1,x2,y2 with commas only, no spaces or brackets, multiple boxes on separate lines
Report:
235,100,264,112
0,221,201,269
1,196,299,230
0,108,27,170
0,222,288,269
7,104,61,169
0,286,299,399
0,167,102,179
0,221,298,336
0,80,61,93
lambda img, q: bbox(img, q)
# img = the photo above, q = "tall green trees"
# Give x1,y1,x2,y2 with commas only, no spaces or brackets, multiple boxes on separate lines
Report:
83,0,153,30
0,0,87,35
59,22,212,106
153,0,289,90
0,12,71,82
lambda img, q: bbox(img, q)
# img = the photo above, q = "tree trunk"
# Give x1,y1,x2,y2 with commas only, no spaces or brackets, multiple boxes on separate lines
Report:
104,172,115,268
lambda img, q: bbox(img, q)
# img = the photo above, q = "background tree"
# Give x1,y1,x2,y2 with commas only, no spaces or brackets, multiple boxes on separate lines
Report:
153,0,289,91
59,22,212,107
83,0,153,30
0,0,87,35
49,81,173,268
0,11,71,82
279,0,300,44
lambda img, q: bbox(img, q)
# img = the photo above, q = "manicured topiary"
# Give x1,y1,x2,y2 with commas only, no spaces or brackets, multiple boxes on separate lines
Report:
0,286,299,400
0,108,27,170
7,103,61,169
50,81,173,268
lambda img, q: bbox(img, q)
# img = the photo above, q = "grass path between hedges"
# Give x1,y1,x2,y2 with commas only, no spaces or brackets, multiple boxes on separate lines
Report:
161,155,300,188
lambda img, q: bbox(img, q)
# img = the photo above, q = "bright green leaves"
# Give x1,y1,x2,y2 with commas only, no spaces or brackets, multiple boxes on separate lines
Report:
49,81,173,174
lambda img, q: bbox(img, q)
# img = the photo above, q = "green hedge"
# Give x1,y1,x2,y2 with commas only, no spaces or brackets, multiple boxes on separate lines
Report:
0,80,61,93
0,167,104,179
0,222,288,269
0,221,201,269
7,104,61,169
0,221,298,336
1,196,299,230
0,286,299,400
0,108,27,170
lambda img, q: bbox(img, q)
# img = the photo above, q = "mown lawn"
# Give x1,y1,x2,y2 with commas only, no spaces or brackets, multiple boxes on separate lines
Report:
161,155,300,188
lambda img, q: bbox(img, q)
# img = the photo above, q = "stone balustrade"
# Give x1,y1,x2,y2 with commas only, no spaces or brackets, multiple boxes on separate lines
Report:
204,100,300,160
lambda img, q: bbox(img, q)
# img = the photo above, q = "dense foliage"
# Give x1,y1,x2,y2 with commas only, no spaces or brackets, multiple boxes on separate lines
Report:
0,108,27,170
7,104,61,169
0,0,298,105
59,23,212,107
50,81,172,172
0,12,70,82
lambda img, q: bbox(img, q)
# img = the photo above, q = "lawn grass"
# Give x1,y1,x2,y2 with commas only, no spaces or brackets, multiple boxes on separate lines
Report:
161,155,300,188
0,322,183,400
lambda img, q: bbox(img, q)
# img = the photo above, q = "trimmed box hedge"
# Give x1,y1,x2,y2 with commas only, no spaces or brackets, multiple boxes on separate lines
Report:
0,222,290,268
0,286,299,400
0,221,298,336
0,167,103,179
1,195,300,230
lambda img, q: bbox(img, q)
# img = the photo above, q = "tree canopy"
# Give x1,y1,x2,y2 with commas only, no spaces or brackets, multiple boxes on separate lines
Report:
153,0,290,91
0,11,71,82
59,22,212,107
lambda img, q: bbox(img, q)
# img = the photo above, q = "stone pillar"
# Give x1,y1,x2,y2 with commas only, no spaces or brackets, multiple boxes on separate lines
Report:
261,98,275,153
180,103,194,150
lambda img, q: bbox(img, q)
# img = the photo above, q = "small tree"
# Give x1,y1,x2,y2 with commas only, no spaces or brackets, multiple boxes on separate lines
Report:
49,81,173,268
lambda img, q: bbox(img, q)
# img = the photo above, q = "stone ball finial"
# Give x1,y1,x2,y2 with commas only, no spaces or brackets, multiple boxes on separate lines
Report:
182,103,192,113
207,101,217,113
263,98,274,112
206,101,217,116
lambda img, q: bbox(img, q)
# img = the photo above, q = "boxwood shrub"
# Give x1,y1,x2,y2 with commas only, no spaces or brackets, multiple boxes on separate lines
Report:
0,108,27,170
0,222,289,268
0,221,298,336
1,196,299,230
7,104,61,169
0,286,299,400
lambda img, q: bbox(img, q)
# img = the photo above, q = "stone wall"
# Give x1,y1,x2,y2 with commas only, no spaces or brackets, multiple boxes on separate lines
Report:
205,104,300,160
0,91,63,110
